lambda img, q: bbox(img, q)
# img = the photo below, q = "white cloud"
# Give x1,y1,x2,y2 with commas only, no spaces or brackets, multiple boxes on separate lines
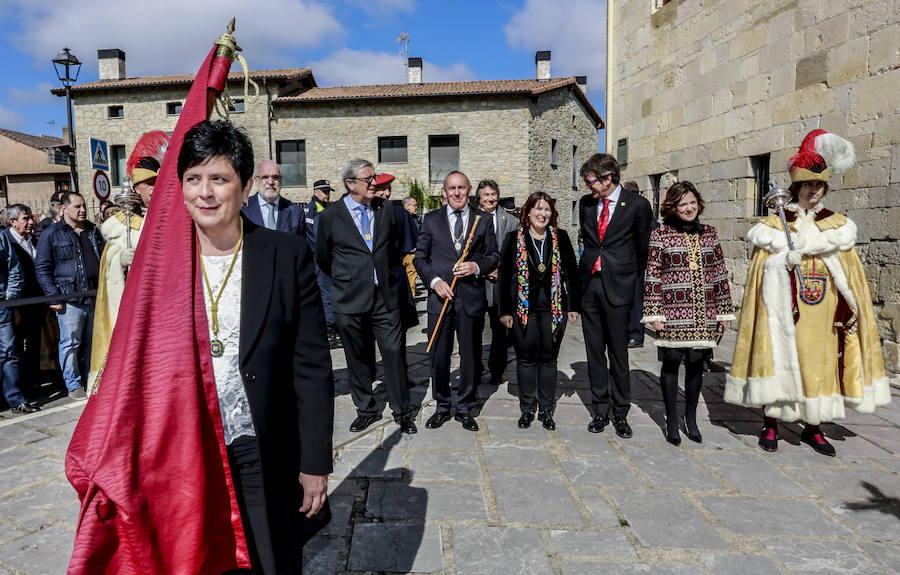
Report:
6,82,56,107
0,105,25,129
11,0,343,76
504,0,607,99
309,48,474,86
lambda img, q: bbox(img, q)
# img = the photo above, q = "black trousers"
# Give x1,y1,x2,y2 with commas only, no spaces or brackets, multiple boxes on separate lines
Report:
334,289,410,419
511,310,566,414
581,276,632,419
13,306,42,395
486,305,511,380
627,274,646,343
428,300,483,416
227,436,298,575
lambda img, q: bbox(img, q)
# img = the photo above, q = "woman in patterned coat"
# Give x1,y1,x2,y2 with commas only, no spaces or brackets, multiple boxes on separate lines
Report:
643,182,735,445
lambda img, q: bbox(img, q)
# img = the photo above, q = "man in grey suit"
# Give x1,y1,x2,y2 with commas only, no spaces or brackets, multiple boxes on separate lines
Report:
478,180,518,385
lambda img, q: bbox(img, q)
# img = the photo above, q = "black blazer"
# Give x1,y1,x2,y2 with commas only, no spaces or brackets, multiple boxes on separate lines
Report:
242,193,306,236
577,189,653,307
4,229,40,298
237,219,333,525
414,207,500,317
498,228,581,318
316,195,400,314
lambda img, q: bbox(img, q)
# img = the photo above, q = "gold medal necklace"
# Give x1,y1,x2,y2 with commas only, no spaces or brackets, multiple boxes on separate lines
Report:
199,219,244,358
683,232,700,271
530,230,547,273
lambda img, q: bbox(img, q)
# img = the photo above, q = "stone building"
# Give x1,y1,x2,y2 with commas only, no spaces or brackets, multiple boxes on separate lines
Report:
606,0,900,379
56,50,603,227
0,128,70,214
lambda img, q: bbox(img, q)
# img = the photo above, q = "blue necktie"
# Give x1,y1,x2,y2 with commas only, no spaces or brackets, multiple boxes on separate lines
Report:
356,205,372,251
454,210,463,254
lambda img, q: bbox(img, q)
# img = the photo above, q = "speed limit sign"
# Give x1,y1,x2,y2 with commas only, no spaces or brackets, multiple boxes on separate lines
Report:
93,170,112,201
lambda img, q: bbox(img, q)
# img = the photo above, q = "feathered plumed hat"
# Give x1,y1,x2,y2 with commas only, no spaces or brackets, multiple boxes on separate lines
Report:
787,129,855,184
127,131,170,185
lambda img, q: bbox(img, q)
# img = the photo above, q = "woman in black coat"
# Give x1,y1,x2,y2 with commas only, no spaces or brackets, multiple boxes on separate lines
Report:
499,191,580,430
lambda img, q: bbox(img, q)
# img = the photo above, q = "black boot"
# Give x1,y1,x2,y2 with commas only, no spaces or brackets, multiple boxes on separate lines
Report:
660,360,681,446
682,358,704,443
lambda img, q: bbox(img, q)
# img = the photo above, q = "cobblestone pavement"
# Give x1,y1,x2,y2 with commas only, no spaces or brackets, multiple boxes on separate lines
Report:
0,305,898,574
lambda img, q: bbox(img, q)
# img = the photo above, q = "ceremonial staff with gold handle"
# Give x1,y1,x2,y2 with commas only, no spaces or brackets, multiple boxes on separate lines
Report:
426,214,482,352
763,180,816,305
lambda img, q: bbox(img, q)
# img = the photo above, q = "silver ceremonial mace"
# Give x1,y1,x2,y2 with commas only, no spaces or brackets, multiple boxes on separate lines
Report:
113,176,143,273
762,180,814,305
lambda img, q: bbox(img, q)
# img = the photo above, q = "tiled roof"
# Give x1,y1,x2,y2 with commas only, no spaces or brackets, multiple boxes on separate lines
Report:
274,77,603,128
51,67,314,95
0,128,65,149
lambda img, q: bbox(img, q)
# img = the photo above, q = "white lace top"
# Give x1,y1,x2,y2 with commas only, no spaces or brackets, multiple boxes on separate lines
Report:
201,249,256,445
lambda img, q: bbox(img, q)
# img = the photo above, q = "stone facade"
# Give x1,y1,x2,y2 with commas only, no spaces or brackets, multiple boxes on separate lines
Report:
0,130,69,215
65,60,602,231
607,0,900,378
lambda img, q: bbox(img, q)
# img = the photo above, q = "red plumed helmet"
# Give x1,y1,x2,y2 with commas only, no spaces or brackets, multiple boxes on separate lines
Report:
127,130,170,185
787,129,854,184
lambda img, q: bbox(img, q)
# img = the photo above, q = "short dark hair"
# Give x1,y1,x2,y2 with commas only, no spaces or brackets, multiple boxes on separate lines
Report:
178,120,254,188
518,191,559,229
476,179,500,199
621,180,639,194
660,181,704,220
61,192,84,207
788,180,828,202
580,153,620,186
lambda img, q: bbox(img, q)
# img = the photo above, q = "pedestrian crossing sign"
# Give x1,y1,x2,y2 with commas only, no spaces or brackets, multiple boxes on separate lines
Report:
90,138,109,171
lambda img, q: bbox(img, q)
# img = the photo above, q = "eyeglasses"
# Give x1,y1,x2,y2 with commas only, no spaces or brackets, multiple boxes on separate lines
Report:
349,175,377,185
584,174,611,187
256,174,282,182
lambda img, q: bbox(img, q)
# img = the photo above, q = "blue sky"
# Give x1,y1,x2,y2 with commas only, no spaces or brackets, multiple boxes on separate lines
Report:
0,0,606,145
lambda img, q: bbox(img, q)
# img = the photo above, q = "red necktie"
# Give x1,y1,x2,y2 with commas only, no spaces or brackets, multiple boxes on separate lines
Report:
592,197,611,273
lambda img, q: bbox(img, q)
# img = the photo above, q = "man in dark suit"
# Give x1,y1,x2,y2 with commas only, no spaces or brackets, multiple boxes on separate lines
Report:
414,171,500,432
578,153,653,438
242,160,305,235
316,159,414,434
4,204,42,397
477,179,519,386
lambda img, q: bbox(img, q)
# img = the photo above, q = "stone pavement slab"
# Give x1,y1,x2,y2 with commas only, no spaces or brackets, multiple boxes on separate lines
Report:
700,553,785,574
700,496,854,537
550,528,637,559
608,489,728,549
366,480,489,522
762,538,886,574
347,522,443,572
452,526,554,575
489,469,585,525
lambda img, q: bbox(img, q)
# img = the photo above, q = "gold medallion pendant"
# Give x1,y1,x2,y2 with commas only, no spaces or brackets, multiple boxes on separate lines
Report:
364,233,371,241
538,263,547,273
454,242,462,251
689,261,699,271
210,339,225,358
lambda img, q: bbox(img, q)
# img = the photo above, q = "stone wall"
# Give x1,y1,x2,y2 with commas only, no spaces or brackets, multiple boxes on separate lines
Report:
272,96,531,205
609,0,900,378
71,86,598,212
528,88,601,228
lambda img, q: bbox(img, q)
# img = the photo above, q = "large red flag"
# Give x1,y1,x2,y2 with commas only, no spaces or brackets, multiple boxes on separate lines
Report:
66,34,251,574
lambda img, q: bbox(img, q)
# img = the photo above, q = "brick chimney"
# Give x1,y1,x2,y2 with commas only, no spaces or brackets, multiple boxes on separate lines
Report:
408,57,422,84
575,75,587,93
536,51,551,81
98,49,126,81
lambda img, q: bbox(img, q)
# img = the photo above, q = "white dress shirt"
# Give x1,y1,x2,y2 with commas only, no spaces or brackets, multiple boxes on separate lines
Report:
597,184,623,223
7,228,35,260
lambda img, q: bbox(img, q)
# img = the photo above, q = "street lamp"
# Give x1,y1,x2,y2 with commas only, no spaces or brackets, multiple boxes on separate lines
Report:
53,47,81,193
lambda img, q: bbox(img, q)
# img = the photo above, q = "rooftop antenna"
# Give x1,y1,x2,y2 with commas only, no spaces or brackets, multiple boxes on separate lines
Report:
397,32,409,67
46,119,56,136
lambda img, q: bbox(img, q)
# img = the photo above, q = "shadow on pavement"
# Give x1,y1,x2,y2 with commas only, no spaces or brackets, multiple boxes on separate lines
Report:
303,428,428,573
844,482,900,521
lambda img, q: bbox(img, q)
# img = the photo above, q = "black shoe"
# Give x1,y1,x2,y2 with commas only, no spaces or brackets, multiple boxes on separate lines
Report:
665,418,681,446
11,403,39,414
801,427,836,457
613,418,633,439
682,415,702,443
538,412,556,431
587,415,609,433
349,414,381,432
518,411,535,429
395,417,417,434
455,413,479,432
627,338,643,348
425,412,451,429
758,426,778,452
